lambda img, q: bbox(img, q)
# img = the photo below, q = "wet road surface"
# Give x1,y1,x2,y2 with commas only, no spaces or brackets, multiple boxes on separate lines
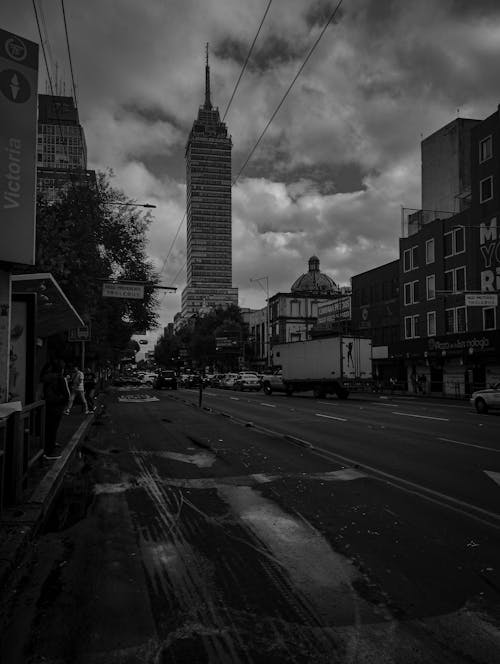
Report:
1,388,499,663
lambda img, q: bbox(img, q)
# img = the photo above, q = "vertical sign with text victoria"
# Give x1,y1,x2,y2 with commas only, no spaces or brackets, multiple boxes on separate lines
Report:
0,29,38,264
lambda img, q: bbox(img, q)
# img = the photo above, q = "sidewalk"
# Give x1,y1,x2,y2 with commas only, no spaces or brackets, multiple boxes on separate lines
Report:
0,407,98,593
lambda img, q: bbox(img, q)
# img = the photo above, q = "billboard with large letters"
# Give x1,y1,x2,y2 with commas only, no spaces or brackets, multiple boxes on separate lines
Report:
0,28,38,264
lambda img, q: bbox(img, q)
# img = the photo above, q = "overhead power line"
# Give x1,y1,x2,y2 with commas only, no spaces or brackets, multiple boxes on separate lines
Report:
222,0,273,122
60,0,78,108
233,0,343,185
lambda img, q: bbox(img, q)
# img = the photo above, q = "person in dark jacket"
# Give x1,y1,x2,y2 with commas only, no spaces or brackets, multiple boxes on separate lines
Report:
41,359,70,459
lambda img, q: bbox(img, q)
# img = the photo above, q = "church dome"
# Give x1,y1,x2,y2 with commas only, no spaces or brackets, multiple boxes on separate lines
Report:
291,256,338,295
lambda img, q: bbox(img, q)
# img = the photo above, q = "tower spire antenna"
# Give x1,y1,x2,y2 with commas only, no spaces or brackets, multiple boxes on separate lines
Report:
204,42,212,109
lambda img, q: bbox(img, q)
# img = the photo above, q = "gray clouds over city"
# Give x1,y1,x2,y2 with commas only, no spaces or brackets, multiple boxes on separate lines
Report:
3,0,500,333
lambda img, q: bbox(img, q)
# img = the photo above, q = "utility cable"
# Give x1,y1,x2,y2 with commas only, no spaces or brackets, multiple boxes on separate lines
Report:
60,0,78,108
233,0,343,185
222,0,273,122
33,0,84,197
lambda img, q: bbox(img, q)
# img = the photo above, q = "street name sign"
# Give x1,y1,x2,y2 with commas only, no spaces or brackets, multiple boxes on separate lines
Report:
0,28,39,264
102,282,144,299
465,294,498,307
68,325,90,342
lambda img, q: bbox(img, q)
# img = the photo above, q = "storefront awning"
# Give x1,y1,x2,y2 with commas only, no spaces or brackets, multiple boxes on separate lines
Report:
11,273,84,337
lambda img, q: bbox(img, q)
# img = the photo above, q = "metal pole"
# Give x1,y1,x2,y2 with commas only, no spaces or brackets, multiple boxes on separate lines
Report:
0,269,12,403
266,277,271,367
81,340,85,371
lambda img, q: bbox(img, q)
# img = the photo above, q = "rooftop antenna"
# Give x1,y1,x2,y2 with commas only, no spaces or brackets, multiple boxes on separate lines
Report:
204,42,212,109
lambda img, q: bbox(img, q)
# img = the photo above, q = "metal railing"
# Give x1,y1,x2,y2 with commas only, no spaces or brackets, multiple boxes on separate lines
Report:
0,401,45,512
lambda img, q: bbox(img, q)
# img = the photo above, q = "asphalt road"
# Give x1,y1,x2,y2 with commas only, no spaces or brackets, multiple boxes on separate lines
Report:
1,386,499,663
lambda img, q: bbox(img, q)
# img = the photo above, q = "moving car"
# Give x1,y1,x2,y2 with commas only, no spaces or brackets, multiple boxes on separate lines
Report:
153,370,177,390
470,382,500,413
233,372,261,391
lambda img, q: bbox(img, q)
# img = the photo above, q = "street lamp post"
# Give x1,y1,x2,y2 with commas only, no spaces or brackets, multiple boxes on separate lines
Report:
250,276,270,368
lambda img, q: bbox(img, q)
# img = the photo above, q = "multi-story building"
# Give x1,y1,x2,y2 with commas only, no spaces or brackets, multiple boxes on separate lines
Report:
37,94,96,203
350,260,401,383
181,54,238,318
398,106,500,395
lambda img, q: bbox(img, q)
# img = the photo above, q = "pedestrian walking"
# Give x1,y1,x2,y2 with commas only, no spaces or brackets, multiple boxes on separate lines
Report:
65,366,90,414
41,359,70,459
84,367,97,411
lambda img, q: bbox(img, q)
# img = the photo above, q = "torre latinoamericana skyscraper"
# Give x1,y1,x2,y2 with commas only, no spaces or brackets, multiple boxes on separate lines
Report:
181,49,238,318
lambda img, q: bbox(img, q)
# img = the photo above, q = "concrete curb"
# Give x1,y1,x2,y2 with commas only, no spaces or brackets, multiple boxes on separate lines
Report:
0,413,95,594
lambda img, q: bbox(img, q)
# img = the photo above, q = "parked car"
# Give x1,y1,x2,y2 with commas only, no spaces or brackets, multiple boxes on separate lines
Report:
233,372,262,392
153,370,177,390
140,372,157,385
221,373,239,389
470,382,500,413
261,370,286,395
211,373,226,388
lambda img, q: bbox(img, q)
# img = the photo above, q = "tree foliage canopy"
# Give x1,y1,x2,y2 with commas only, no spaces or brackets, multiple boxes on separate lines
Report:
30,172,159,363
155,304,252,370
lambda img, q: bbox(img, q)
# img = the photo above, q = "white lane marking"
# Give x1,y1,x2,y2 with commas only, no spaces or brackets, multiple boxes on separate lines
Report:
316,413,348,422
370,402,392,406
485,470,500,486
437,437,500,453
392,411,449,421
318,401,339,406
259,402,276,408
230,397,240,401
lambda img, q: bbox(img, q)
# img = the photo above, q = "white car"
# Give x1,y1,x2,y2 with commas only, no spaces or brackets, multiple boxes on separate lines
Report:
221,373,239,389
470,382,500,413
233,372,261,391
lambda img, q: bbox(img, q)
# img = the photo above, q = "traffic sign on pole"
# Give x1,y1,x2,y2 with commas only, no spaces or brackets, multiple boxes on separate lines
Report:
102,282,144,299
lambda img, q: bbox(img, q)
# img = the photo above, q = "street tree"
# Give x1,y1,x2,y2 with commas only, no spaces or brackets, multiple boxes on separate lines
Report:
32,172,159,364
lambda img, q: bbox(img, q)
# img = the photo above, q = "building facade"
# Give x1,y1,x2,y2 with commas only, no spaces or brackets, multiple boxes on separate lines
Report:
37,94,95,203
181,54,238,318
398,105,500,395
350,260,401,383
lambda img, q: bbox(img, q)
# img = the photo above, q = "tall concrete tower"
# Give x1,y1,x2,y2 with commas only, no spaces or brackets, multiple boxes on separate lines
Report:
181,48,238,318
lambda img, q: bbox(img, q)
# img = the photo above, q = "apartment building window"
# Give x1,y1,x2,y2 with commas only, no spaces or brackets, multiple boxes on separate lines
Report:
404,280,419,305
403,246,418,272
444,227,465,257
455,266,466,292
425,238,435,264
445,306,467,334
479,135,492,163
480,176,493,203
426,274,435,300
404,314,420,339
444,266,466,293
427,311,436,336
483,307,496,330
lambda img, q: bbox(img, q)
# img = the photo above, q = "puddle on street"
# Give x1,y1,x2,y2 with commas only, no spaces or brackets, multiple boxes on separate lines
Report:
217,484,376,623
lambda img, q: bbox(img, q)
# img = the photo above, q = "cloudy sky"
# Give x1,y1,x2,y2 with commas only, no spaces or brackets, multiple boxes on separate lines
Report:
3,0,500,349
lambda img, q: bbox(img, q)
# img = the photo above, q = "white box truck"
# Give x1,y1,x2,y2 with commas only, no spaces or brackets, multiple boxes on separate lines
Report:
271,336,372,399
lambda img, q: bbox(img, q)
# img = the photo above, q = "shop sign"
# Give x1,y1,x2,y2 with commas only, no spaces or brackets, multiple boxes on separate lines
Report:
465,293,498,307
480,217,500,292
428,336,491,353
